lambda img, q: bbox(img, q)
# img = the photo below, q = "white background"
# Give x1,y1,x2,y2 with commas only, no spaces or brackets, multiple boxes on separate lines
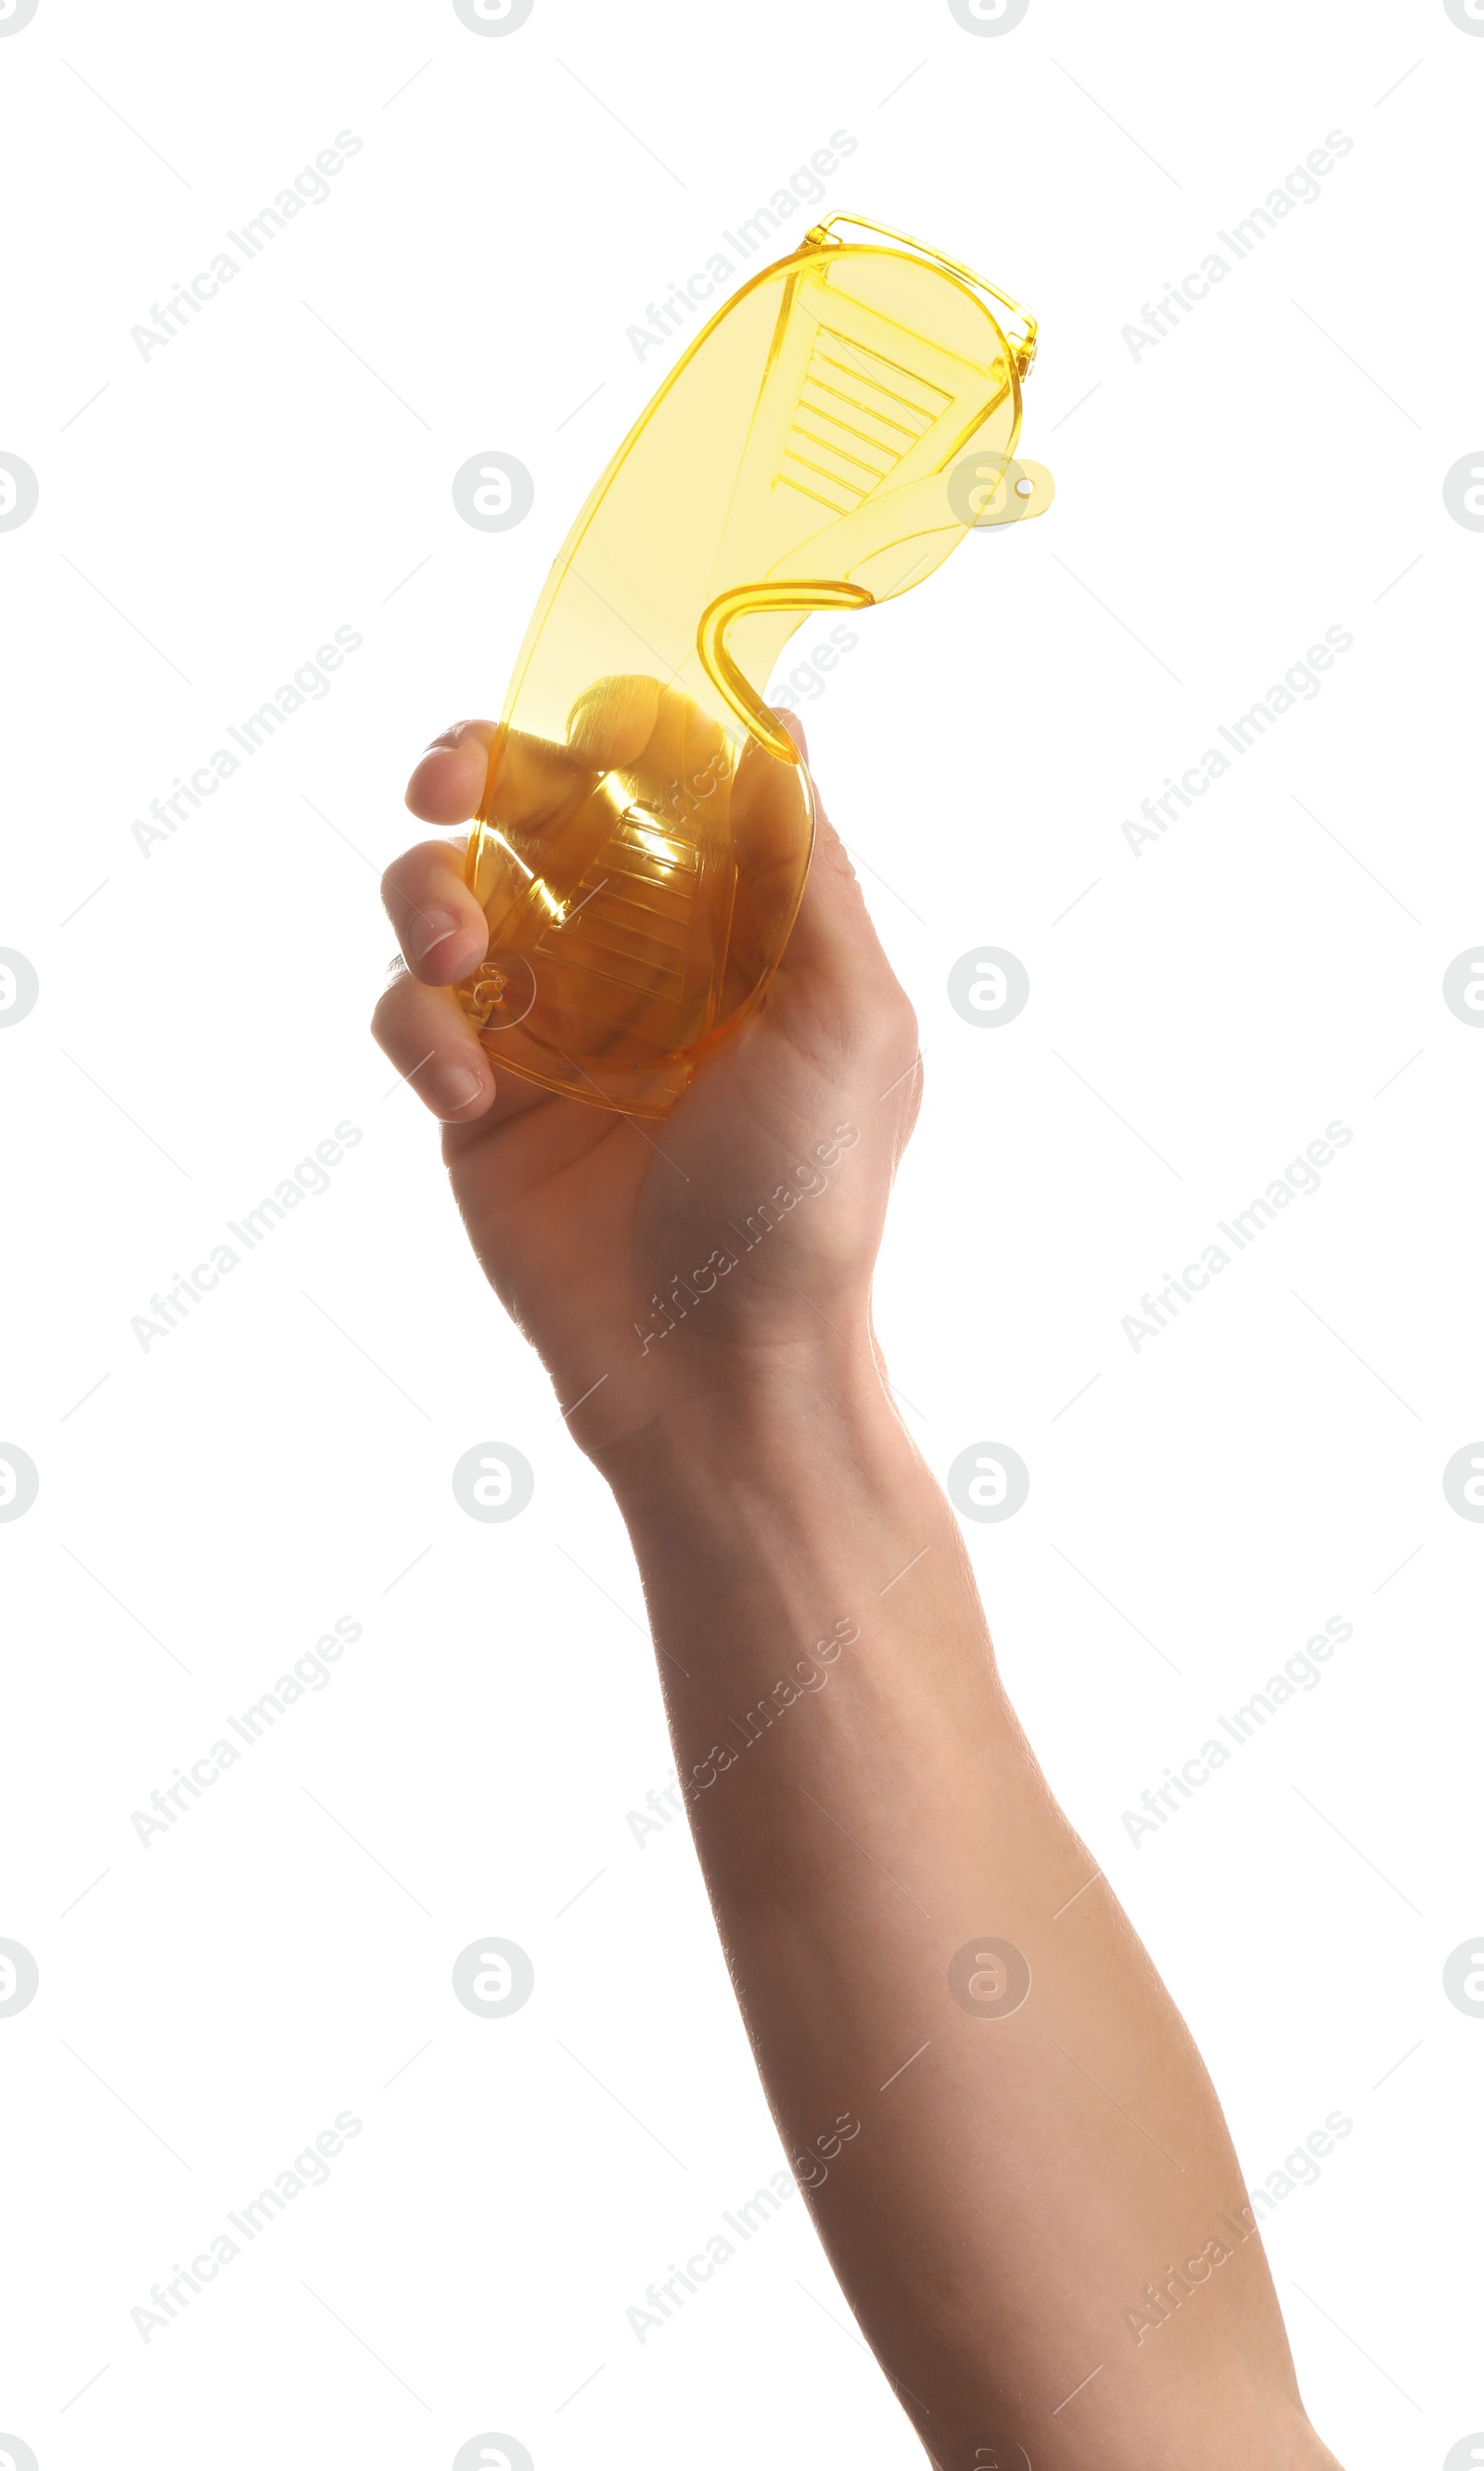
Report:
2,1,1481,2465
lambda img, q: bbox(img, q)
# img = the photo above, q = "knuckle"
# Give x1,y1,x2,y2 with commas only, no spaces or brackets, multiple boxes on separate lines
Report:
369,968,409,1036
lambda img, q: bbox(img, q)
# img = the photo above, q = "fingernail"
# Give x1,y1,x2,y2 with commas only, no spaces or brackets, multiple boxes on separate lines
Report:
430,1063,484,1116
411,909,462,965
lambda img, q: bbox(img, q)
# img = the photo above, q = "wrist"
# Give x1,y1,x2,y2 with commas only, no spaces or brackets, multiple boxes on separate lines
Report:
597,1341,913,1527
600,1339,982,1735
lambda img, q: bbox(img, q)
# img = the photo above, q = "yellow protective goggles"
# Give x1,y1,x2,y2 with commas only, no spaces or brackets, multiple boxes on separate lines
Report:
457,212,1053,1117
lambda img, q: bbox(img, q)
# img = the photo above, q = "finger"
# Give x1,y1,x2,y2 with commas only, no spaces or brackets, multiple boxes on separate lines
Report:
722,703,883,1023
765,712,900,1001
787,795,886,985
405,719,497,824
566,673,662,767
370,971,496,1122
723,720,813,1004
380,839,489,983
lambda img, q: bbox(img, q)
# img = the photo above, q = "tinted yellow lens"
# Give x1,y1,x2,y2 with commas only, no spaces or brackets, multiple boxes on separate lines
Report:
459,224,1039,1117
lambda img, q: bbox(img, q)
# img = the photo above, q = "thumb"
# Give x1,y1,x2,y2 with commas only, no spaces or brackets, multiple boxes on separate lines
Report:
770,709,893,999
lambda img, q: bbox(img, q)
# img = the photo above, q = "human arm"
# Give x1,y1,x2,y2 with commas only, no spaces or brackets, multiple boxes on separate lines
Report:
371,712,1343,2468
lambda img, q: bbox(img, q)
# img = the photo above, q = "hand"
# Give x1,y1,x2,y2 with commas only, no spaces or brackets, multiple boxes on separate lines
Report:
370,711,921,1466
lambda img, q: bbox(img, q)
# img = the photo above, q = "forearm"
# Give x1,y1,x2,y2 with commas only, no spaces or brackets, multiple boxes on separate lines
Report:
608,1358,1333,2467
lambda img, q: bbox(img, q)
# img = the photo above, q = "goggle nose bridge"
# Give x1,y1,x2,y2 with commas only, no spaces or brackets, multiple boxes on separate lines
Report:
696,580,876,762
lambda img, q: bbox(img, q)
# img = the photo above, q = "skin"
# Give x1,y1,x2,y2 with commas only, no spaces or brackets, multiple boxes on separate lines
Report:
372,712,1345,2471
